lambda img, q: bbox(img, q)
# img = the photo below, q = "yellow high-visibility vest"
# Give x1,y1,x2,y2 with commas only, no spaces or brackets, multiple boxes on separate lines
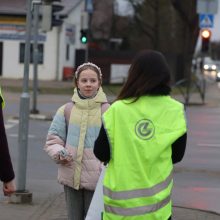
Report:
102,95,187,220
0,87,5,108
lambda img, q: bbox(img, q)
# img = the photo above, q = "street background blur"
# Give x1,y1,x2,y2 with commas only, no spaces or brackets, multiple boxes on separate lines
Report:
0,78,220,219
1,0,220,219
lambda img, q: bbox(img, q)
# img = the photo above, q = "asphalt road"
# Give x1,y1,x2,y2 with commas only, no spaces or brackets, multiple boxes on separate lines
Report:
173,105,220,214
1,84,220,218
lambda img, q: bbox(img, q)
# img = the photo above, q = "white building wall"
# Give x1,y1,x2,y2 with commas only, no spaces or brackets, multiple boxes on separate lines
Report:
3,41,23,78
0,1,85,81
58,1,85,80
2,28,58,80
37,28,58,80
67,1,87,63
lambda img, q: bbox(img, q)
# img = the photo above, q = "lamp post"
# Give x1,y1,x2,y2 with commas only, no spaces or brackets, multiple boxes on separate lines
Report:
31,1,40,114
201,29,211,53
84,0,93,62
11,0,33,204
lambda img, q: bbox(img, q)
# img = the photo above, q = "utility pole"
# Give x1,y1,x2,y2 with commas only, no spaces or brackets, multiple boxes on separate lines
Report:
81,11,89,62
11,0,33,204
84,0,93,62
31,1,41,114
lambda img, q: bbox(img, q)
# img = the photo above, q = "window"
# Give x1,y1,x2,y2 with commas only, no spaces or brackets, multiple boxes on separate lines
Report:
19,43,44,64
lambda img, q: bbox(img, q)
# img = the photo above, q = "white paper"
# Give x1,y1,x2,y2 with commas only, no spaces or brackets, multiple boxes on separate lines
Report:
85,167,105,220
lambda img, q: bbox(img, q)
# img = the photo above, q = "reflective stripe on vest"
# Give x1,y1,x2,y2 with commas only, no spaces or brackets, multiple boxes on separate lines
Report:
103,171,173,200
104,195,171,216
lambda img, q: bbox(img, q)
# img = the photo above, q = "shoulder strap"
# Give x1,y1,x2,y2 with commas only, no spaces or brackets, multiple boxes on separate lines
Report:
64,101,74,127
101,102,110,114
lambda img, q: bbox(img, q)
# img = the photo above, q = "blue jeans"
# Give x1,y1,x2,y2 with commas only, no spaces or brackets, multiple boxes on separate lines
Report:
64,185,94,220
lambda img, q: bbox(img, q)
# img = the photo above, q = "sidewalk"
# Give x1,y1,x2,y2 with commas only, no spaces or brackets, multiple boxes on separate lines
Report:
30,192,220,220
1,191,220,220
1,77,220,106
1,78,220,220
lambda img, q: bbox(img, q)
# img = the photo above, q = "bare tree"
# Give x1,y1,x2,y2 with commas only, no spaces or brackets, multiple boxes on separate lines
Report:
211,41,220,60
170,0,199,78
124,0,199,80
90,0,199,82
90,0,114,49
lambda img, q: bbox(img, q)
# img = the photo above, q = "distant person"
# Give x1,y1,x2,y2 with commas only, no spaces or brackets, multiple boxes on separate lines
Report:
200,58,204,72
94,50,187,220
0,87,16,196
44,62,110,220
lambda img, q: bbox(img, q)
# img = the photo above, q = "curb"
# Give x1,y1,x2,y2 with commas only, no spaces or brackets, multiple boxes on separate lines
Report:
173,205,220,216
12,114,53,121
173,206,220,220
29,114,53,121
29,193,67,220
27,192,220,220
29,193,63,220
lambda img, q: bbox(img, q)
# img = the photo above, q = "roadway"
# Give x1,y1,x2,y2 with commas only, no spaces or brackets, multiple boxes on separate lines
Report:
0,80,220,219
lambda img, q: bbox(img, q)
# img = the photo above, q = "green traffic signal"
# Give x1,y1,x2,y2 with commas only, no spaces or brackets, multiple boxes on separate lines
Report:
80,30,88,44
81,36,87,44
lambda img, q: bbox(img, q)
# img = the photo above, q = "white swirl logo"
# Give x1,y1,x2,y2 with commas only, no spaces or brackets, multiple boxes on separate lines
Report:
135,119,155,140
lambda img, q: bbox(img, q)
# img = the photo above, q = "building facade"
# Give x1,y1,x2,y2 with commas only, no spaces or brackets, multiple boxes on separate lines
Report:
0,0,85,81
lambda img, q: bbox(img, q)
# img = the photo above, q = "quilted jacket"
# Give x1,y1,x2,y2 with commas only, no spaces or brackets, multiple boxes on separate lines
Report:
44,87,109,190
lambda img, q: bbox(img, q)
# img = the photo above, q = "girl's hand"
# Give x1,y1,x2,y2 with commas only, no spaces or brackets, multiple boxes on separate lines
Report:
59,149,73,164
3,179,16,196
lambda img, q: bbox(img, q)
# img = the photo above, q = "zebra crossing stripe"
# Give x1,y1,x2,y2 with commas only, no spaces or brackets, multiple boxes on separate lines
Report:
5,119,19,130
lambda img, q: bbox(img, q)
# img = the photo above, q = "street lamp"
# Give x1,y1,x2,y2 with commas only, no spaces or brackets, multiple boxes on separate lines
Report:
11,0,33,204
31,0,41,114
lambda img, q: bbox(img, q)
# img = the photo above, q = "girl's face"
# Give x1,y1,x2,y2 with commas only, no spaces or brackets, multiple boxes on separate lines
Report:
77,68,100,98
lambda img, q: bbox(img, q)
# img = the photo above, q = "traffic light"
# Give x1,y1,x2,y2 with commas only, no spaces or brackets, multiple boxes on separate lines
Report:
201,29,211,53
41,0,64,31
80,29,88,44
51,1,65,27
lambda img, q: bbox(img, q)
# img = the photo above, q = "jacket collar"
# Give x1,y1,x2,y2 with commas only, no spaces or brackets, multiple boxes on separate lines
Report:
71,87,107,104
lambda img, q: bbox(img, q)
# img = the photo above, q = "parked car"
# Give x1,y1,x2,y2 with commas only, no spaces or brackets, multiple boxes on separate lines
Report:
203,63,217,71
203,57,217,71
216,71,220,82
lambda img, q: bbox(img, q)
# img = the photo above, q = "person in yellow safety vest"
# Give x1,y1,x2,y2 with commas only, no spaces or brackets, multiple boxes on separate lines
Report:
0,87,16,196
94,50,187,220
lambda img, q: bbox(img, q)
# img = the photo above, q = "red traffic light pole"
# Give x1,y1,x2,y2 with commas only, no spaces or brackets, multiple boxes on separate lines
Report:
201,29,211,53
198,28,211,105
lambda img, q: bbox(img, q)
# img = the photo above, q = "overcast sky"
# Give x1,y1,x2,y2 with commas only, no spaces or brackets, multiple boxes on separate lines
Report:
115,0,133,16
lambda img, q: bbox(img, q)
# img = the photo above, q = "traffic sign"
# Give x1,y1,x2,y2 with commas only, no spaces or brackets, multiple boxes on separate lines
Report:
199,14,214,28
85,0,93,13
197,0,218,14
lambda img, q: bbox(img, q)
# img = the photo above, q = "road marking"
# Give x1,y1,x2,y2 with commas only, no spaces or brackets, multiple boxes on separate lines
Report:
197,143,220,147
9,134,36,138
5,119,35,138
4,119,19,130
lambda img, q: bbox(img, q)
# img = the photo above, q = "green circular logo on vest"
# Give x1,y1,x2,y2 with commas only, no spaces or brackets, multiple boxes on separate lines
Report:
135,119,155,140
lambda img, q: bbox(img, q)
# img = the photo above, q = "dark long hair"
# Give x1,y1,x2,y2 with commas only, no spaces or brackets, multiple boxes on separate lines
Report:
117,50,171,102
